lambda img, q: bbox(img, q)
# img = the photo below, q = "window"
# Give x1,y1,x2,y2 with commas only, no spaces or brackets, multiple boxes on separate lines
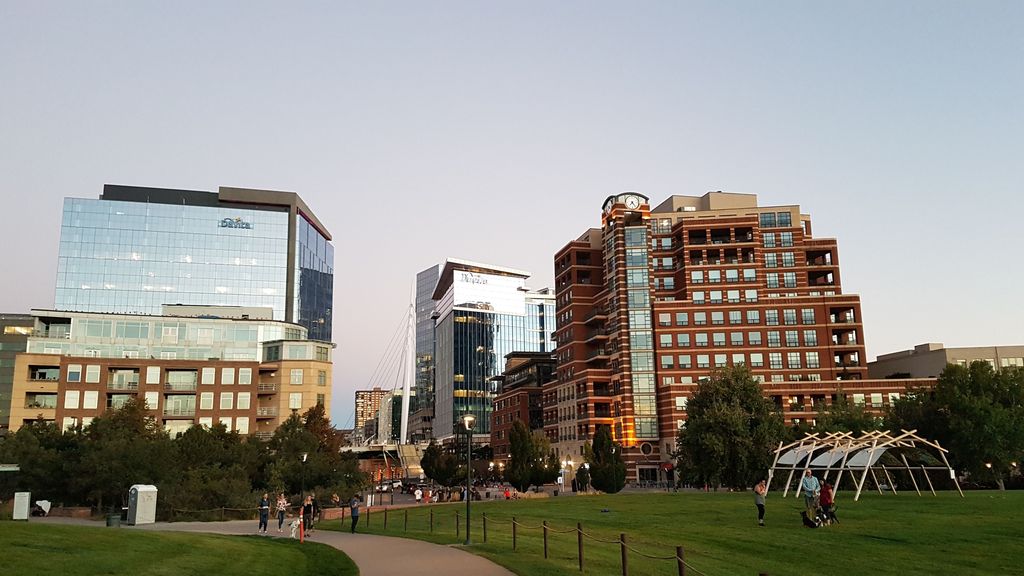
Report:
290,369,303,385
662,376,674,386
220,417,233,430
659,334,673,348
658,313,671,326
660,355,674,369
697,355,710,369
807,374,821,381
768,331,781,347
713,333,726,346
678,355,691,368
692,291,705,304
675,313,688,326
729,311,742,325
66,364,82,382
783,309,797,325
675,397,688,411
714,354,727,368
730,332,743,346
200,392,214,410
802,308,815,324
763,232,776,247
803,330,818,346
237,392,251,410
786,331,799,347
315,346,330,362
220,393,233,410
695,333,708,347
759,213,776,228
750,353,765,367
202,367,216,385
782,252,795,267
289,393,302,410
239,368,252,385
726,290,740,303
144,391,159,409
806,352,820,369
64,390,80,409
85,365,100,383
766,310,779,325
888,392,901,404
676,333,690,347
765,253,777,268
198,417,213,428
62,417,78,432
748,332,762,346
710,291,722,304
766,274,779,288
711,311,724,325
769,353,783,369
694,312,707,326
161,351,177,360
788,352,802,369
744,289,758,302
690,271,704,284
747,310,760,324
725,269,739,283
146,366,160,384
708,270,721,283
743,269,756,282
777,212,792,226
83,390,98,410
784,273,797,288
221,368,235,385
852,394,865,406
780,232,793,247
732,353,745,365
235,417,249,435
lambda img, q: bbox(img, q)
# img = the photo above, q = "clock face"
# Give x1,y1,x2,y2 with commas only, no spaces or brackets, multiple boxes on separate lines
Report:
625,195,640,209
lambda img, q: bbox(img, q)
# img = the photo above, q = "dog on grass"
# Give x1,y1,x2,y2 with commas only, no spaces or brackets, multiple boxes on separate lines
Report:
289,518,302,539
801,510,820,528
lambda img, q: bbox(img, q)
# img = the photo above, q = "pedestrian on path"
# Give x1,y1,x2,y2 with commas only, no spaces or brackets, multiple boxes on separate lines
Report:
258,493,270,534
303,495,314,534
753,480,767,526
801,470,821,511
276,492,288,532
414,488,422,504
349,495,361,533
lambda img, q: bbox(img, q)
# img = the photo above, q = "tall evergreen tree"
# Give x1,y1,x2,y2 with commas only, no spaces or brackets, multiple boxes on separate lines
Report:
588,426,626,493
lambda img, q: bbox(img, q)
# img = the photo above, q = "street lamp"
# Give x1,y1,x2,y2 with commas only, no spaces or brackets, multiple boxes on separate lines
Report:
301,452,308,496
582,462,591,493
461,413,476,545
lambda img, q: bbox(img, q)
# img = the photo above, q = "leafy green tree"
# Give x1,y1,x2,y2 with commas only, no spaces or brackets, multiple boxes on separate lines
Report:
506,420,536,492
674,365,785,489
814,393,881,435
0,421,80,502
886,362,1024,489
588,426,626,494
420,441,441,483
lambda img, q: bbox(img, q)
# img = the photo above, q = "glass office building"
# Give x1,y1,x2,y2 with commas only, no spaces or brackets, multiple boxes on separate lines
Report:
414,264,439,413
431,259,555,440
54,185,334,341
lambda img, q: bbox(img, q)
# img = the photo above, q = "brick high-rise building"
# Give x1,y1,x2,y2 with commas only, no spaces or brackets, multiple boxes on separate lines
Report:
552,191,910,483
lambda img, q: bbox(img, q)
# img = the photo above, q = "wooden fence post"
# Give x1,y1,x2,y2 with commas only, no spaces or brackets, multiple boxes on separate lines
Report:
677,546,685,576
456,511,460,538
620,533,628,576
483,513,488,543
366,505,370,527
578,522,584,572
384,507,388,530
512,517,517,551
543,520,549,559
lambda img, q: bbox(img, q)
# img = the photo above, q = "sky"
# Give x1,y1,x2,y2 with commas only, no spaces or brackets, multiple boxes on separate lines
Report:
1,1,1022,428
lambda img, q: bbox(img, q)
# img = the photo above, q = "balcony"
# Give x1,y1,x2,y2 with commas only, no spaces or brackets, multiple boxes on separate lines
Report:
256,407,278,418
257,383,278,394
107,381,139,392
163,407,196,418
586,348,610,363
585,308,608,324
165,382,197,392
253,431,273,441
29,369,60,381
30,329,70,339
584,329,609,343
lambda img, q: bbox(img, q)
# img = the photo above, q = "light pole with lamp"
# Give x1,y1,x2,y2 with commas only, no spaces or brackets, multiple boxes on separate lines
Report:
300,452,308,542
461,413,476,545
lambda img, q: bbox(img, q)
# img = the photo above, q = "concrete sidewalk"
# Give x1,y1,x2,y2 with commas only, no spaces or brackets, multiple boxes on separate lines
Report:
40,517,515,576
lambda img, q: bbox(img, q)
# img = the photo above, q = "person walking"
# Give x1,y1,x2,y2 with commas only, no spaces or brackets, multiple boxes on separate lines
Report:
302,495,314,535
414,487,423,504
349,495,361,533
275,492,288,532
819,482,835,525
801,470,821,512
753,480,767,526
258,493,270,534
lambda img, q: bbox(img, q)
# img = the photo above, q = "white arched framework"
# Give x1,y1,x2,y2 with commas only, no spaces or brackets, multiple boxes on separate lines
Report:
767,430,964,501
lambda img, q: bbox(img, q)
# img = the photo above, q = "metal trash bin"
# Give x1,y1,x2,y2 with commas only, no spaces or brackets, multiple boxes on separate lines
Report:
106,513,120,527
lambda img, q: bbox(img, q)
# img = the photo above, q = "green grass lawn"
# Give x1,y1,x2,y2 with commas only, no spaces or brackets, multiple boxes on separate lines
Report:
324,491,1022,576
2,522,357,576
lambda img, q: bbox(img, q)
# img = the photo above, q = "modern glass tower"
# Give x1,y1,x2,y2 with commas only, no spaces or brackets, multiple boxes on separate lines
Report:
414,265,439,413
54,185,334,341
431,259,555,441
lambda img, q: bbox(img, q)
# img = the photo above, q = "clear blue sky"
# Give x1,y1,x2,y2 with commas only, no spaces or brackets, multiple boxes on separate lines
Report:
2,1,1021,427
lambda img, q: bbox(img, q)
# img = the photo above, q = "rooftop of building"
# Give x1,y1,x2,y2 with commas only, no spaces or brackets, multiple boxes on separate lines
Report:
97,184,332,240
873,342,1024,362
431,258,532,300
30,308,307,328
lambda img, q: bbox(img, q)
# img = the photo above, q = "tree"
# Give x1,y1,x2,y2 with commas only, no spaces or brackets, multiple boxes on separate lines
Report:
506,421,536,492
886,362,1024,489
814,393,881,435
674,365,785,489
588,426,626,494
420,441,441,483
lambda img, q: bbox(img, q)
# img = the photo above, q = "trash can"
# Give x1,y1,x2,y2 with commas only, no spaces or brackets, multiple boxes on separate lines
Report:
106,513,120,527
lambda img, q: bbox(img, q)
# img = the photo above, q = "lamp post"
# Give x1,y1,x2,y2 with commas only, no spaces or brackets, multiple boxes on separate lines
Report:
301,452,308,496
582,462,590,493
461,413,476,545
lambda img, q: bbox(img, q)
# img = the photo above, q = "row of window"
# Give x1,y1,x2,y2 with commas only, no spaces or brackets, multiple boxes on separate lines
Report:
657,308,817,327
62,390,260,411
658,351,821,370
691,289,758,304
761,232,794,248
62,365,327,386
659,330,819,349
690,269,757,283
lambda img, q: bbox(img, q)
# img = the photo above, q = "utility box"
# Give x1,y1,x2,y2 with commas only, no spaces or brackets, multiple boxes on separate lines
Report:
12,492,30,521
127,485,158,525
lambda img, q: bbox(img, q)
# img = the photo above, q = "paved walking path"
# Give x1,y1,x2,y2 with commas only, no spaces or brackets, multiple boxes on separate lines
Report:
36,517,515,576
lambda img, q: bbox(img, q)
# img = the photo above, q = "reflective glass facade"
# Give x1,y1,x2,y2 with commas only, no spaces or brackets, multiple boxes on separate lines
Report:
56,198,289,318
434,296,555,439
414,265,439,413
294,217,334,341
